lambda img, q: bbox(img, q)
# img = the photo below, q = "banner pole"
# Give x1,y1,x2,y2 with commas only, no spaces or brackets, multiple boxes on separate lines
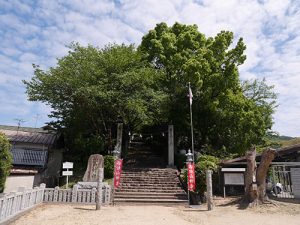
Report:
188,82,195,162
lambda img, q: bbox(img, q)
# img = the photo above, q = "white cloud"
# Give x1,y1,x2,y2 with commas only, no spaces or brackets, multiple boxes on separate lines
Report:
0,0,300,136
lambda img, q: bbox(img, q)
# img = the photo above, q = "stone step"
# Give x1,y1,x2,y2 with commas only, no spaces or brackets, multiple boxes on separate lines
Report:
121,175,177,179
115,195,187,200
114,198,188,204
114,192,186,197
116,189,185,193
122,170,177,174
118,185,184,189
121,174,177,178
120,184,181,188
120,181,180,185
121,178,178,181
123,169,177,172
115,194,187,200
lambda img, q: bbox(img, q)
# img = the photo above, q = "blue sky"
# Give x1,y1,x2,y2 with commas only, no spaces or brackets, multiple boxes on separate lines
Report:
0,0,300,136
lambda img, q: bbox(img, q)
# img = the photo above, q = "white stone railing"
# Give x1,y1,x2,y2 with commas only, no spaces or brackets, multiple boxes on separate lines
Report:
0,183,112,223
0,184,45,223
43,183,112,205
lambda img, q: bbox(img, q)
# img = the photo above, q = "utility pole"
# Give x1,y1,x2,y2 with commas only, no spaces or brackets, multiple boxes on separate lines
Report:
34,114,41,129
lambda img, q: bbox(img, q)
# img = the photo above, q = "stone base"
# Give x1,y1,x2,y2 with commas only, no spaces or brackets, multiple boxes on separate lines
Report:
77,182,107,189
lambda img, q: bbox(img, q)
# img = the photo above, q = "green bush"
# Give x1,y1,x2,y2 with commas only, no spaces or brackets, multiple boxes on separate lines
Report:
181,154,219,195
104,155,115,179
0,132,12,193
195,155,220,194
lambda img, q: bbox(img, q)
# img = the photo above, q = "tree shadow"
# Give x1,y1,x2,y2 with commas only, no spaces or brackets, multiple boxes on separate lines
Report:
217,197,248,210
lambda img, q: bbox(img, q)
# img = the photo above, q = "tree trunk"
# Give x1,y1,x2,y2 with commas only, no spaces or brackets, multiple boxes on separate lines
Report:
244,147,276,207
245,147,257,205
256,148,276,202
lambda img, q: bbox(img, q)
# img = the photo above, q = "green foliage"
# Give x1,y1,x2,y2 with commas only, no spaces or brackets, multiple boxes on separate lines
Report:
24,22,278,160
65,134,105,165
104,155,115,179
140,22,277,155
24,43,167,159
194,155,220,194
281,137,300,147
182,154,219,194
0,132,12,193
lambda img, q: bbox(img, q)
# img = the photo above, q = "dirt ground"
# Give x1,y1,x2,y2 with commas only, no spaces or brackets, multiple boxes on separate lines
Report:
10,198,300,225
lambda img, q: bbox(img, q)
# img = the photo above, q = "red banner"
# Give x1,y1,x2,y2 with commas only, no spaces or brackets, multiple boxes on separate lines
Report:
187,162,196,191
114,159,123,189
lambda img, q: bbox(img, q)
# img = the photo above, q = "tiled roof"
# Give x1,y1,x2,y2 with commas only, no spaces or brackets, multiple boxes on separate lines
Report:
0,126,58,145
221,144,300,165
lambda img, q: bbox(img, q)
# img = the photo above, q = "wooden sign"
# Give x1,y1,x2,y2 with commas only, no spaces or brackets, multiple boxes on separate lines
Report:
224,173,244,185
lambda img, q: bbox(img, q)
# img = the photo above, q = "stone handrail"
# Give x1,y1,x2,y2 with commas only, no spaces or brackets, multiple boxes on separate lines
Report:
43,184,111,205
0,184,45,223
0,183,112,223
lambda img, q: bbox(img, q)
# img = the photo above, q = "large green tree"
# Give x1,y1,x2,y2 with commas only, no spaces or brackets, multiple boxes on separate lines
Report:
139,22,276,155
0,132,12,193
24,44,167,161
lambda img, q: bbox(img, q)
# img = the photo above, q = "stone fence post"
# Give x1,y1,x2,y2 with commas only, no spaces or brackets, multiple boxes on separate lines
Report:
206,170,213,211
72,184,78,203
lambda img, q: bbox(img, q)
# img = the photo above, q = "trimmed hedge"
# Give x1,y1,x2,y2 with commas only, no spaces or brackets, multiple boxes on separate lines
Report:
0,132,12,193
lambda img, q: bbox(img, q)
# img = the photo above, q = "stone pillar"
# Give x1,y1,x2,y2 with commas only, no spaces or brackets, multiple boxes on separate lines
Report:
168,125,174,166
115,123,123,158
206,170,213,211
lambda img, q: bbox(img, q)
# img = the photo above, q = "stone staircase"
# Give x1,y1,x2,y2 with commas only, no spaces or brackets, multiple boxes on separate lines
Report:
114,142,188,205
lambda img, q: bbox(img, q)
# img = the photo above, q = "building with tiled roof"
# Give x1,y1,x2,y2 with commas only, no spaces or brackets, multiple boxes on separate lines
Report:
0,125,63,193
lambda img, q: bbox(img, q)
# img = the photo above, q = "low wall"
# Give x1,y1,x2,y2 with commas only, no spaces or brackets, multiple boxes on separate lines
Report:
0,183,112,224
0,184,45,224
43,184,112,205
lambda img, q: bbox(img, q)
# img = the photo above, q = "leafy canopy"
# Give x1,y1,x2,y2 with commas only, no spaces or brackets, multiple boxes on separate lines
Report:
140,22,276,155
24,43,167,161
24,22,277,158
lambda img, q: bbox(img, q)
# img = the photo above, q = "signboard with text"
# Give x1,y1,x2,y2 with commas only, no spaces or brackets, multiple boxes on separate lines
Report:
63,162,73,169
114,159,123,189
187,162,196,191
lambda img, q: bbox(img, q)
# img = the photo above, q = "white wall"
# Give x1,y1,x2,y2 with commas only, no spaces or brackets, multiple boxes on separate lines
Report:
4,175,35,193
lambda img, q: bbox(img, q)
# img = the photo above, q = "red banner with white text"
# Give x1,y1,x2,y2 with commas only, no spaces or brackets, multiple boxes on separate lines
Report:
114,159,123,189
187,162,196,191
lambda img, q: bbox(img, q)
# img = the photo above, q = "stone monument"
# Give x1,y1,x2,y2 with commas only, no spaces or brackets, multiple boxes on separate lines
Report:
78,154,104,189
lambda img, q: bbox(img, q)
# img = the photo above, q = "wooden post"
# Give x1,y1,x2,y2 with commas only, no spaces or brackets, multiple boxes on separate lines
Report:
206,170,213,211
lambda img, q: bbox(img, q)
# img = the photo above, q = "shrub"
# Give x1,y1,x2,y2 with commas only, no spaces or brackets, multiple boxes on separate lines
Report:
194,155,220,194
0,132,12,193
104,155,115,179
181,154,219,195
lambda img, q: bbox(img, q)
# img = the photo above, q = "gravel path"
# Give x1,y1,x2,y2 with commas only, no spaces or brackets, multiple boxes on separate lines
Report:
11,201,300,225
